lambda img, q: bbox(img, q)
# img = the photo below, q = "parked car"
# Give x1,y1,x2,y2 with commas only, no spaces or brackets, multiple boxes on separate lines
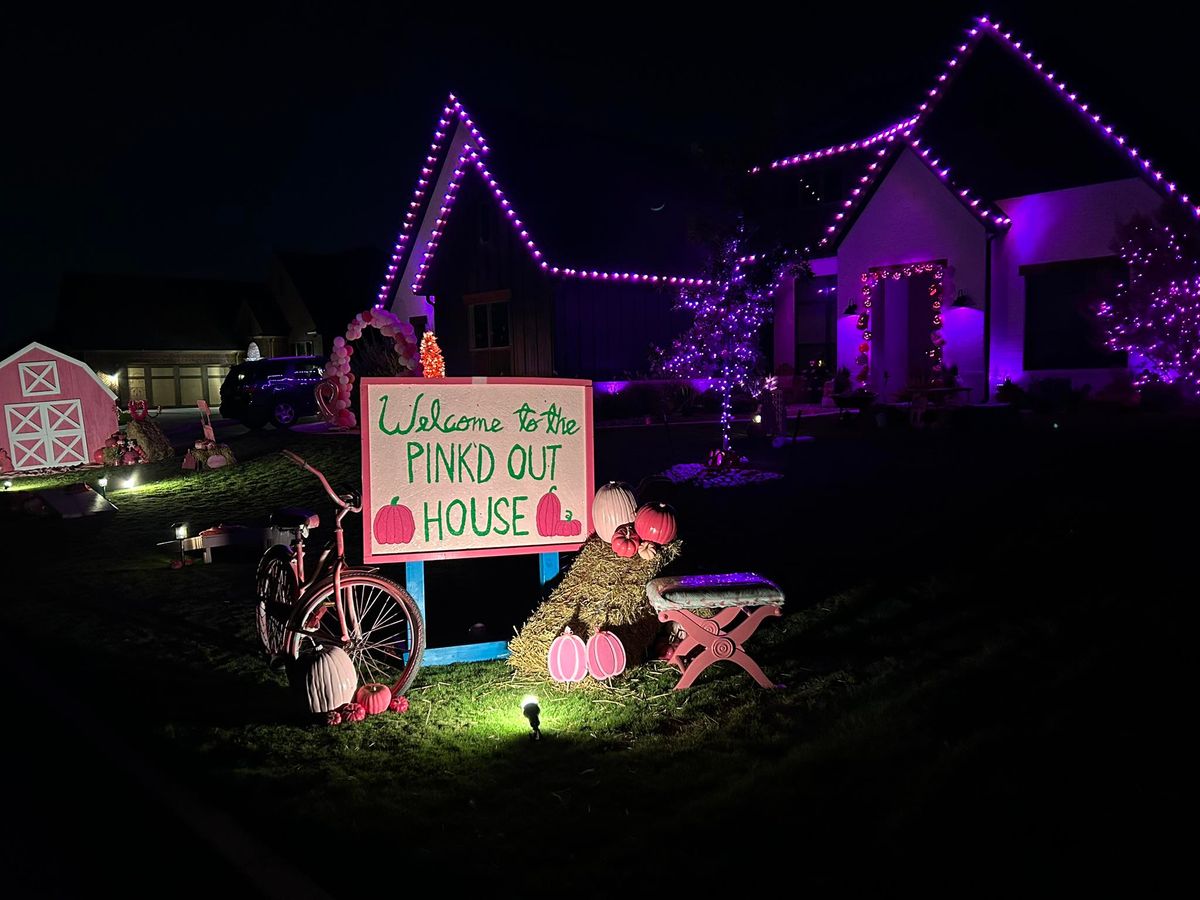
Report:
220,356,325,429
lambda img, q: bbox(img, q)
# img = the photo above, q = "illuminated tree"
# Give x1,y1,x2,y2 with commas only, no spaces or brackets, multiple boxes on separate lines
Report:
419,331,446,379
1098,206,1200,396
655,222,803,450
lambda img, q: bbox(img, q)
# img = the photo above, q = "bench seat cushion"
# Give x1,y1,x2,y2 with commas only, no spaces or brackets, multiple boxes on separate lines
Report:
647,573,785,612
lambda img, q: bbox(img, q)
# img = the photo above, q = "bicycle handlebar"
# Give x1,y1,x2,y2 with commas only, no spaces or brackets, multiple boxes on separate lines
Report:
280,450,360,513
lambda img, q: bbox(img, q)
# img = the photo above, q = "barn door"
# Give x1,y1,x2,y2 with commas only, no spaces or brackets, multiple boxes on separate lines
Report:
4,400,88,470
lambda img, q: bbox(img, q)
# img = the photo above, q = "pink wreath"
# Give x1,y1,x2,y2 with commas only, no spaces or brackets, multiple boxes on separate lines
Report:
319,307,420,429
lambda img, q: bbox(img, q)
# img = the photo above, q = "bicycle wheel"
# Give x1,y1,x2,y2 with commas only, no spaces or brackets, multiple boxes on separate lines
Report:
255,545,299,656
286,571,425,697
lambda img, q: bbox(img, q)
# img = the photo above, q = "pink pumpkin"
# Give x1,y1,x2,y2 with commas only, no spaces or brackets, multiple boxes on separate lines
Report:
535,486,563,537
373,497,415,545
610,523,640,558
355,683,393,715
586,630,626,681
634,503,677,545
547,627,587,683
555,515,582,537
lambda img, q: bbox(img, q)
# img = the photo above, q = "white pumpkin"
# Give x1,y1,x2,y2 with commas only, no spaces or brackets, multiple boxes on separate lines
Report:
300,645,357,713
591,481,637,544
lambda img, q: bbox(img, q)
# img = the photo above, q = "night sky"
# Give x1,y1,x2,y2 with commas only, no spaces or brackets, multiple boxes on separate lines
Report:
3,2,1195,348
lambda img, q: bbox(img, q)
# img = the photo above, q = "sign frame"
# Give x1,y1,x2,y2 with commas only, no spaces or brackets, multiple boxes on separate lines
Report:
360,376,594,565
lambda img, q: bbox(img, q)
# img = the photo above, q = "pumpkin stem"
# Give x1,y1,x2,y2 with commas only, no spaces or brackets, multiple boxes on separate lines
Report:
564,510,573,521
549,485,557,494
390,496,400,505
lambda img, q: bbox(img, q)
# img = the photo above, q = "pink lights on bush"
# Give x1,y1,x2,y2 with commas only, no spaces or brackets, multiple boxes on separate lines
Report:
375,94,710,309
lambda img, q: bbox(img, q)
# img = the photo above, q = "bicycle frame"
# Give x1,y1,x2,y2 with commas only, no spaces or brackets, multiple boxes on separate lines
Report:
281,449,362,645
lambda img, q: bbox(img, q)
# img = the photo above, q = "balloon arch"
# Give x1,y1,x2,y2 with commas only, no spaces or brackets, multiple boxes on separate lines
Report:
317,307,420,429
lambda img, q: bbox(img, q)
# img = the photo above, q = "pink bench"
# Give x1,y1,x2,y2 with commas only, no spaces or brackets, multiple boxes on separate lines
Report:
647,573,784,691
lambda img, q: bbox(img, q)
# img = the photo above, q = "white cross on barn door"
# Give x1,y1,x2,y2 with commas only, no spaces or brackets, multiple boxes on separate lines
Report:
4,400,87,470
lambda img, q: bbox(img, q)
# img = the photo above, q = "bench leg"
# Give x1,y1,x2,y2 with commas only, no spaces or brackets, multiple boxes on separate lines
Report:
658,607,780,690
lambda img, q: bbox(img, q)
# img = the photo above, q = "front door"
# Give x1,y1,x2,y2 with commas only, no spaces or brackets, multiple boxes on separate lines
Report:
4,399,88,470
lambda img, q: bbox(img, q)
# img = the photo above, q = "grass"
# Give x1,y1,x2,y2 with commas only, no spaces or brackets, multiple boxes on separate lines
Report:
2,412,1195,892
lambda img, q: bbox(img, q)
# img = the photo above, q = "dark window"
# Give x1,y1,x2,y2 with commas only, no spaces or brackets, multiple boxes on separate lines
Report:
410,315,427,341
292,340,314,356
469,301,511,349
1023,257,1126,370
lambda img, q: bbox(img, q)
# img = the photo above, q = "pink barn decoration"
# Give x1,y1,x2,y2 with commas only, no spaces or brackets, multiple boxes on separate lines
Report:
0,342,117,472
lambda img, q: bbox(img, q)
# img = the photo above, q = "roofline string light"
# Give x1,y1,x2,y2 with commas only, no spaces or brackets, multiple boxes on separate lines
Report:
375,94,711,309
752,15,1198,222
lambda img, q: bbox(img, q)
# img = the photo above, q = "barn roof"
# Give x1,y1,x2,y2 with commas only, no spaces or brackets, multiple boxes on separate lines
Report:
0,341,117,400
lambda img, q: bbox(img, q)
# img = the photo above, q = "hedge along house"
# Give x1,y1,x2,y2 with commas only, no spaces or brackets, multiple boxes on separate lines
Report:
747,15,1188,403
53,273,296,408
377,97,723,379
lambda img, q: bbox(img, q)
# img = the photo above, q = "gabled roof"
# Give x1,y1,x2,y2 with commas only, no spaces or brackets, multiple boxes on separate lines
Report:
0,341,118,400
373,95,714,309
276,248,386,339
750,14,1198,254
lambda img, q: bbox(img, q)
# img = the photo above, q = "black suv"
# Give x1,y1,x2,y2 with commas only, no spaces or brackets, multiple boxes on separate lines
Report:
219,356,325,429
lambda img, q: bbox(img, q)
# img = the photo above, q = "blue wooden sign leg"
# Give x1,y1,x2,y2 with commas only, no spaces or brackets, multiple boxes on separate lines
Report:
539,551,560,587
410,558,511,667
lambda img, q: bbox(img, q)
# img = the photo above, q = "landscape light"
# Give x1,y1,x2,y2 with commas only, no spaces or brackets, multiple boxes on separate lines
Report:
2,479,11,491
97,476,108,498
173,522,188,540
752,414,762,424
122,474,137,489
521,695,541,740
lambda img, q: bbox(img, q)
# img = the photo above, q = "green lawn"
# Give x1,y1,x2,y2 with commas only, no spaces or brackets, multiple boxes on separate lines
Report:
2,413,1194,892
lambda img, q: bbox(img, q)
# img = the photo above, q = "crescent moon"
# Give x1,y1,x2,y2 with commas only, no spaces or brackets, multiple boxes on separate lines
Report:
650,203,666,212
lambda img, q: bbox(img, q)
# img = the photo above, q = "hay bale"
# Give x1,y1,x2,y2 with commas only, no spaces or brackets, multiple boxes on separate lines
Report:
126,418,174,462
507,535,681,680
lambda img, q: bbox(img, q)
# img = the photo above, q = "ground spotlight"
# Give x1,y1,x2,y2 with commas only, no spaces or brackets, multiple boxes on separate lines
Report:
521,695,541,740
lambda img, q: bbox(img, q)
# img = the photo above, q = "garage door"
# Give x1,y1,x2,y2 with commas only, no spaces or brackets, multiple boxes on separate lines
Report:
4,400,88,470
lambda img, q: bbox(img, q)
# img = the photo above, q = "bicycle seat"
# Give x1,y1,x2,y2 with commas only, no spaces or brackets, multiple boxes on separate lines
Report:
271,508,320,530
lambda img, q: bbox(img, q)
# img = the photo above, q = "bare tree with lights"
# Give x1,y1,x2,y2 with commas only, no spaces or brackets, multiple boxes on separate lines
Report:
1098,205,1200,397
655,223,804,451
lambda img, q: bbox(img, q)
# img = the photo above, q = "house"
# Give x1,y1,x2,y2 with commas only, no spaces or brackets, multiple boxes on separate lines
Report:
381,15,1193,401
52,273,293,408
1,342,117,471
377,99,719,379
748,15,1183,402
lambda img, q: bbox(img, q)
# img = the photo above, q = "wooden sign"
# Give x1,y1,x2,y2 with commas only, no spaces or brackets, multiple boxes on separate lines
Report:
361,377,593,563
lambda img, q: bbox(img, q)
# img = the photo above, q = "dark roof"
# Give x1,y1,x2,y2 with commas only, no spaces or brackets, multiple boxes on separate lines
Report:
276,248,387,337
54,272,285,351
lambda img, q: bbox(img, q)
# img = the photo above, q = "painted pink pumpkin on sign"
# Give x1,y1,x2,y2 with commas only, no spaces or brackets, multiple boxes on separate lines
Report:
547,627,588,683
374,497,416,545
586,630,626,681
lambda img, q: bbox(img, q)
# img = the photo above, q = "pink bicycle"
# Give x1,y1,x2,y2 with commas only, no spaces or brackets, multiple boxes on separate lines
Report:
255,450,425,695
